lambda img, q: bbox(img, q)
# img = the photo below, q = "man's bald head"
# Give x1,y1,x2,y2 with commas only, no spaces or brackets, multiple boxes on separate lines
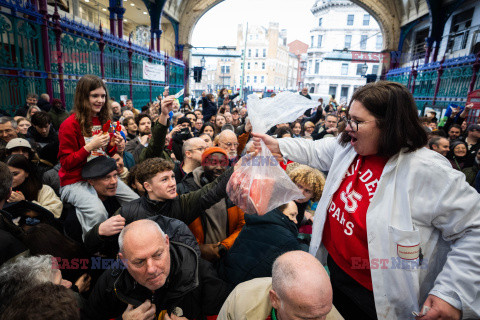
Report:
270,251,332,319
118,219,165,254
118,220,170,291
217,130,238,159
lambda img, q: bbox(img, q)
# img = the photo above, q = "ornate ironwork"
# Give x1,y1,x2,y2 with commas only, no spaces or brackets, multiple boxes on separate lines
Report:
0,0,185,113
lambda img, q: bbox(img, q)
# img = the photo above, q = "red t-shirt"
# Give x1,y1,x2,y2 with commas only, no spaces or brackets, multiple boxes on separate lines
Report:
322,154,388,291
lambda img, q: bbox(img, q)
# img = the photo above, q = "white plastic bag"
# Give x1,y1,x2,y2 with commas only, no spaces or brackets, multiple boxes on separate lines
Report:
227,92,319,214
227,140,304,215
247,91,319,134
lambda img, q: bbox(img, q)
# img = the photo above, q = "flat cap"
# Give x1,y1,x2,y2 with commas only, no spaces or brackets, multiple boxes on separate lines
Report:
82,156,117,180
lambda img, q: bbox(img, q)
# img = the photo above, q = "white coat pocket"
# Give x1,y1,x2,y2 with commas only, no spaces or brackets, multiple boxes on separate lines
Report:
388,225,421,261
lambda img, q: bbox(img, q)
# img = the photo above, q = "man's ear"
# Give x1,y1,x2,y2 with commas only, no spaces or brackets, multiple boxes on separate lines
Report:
87,179,94,186
143,181,152,193
164,234,169,247
269,289,280,310
7,187,12,200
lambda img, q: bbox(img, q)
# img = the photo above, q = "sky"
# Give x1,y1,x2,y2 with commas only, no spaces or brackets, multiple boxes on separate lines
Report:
191,0,317,47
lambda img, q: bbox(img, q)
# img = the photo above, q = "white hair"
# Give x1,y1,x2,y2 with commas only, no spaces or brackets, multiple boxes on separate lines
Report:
0,255,57,309
118,219,165,253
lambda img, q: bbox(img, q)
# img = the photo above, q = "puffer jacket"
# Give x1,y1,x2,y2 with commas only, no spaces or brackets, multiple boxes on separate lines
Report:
83,241,232,320
217,209,308,286
84,213,200,257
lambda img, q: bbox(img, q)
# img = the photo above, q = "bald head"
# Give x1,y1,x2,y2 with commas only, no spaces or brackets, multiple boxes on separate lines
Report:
118,220,170,291
217,130,238,159
270,251,332,319
118,219,165,254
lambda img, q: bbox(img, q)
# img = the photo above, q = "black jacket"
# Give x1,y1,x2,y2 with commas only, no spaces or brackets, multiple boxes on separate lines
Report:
84,211,200,257
0,209,27,266
201,97,217,123
217,209,308,286
120,167,233,226
83,241,232,319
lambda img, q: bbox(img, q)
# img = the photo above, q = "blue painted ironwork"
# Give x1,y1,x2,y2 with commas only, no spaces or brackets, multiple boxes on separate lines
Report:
387,53,479,114
0,0,184,114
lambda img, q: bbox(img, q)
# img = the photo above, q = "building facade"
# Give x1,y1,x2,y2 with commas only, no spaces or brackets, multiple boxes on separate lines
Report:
305,0,382,104
288,40,309,90
386,0,480,118
235,23,299,93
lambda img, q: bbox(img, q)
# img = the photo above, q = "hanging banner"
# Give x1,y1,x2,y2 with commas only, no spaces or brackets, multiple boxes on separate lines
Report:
143,61,165,82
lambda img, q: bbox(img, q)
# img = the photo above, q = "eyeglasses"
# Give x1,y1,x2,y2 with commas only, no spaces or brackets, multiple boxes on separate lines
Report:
222,142,239,148
342,116,375,132
188,147,207,153
304,126,314,130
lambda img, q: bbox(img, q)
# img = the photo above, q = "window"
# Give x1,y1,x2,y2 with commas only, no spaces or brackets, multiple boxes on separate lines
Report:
329,85,337,97
447,8,474,52
341,63,348,75
311,36,314,47
344,35,352,49
319,18,323,27
360,35,368,50
247,75,250,83
363,14,370,26
248,49,251,57
341,86,349,99
308,60,312,74
255,49,259,57
356,63,367,75
261,76,264,83
263,48,266,57
221,66,230,74
262,62,265,69
372,65,379,75
317,35,323,48
247,62,250,69
376,35,383,50
254,76,257,83
315,60,320,74
347,14,354,26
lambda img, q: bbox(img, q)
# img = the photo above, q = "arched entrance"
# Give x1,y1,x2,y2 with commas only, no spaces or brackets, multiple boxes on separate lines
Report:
177,0,401,59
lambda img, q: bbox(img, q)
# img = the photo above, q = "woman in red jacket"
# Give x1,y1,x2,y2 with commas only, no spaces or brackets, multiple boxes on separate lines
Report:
58,75,138,237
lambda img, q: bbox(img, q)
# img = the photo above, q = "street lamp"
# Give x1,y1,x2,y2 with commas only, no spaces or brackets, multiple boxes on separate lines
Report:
361,62,368,76
200,56,206,68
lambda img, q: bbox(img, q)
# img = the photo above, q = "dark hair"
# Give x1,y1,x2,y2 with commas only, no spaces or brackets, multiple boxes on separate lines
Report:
126,164,139,190
339,81,427,157
275,126,294,138
0,282,79,320
449,124,462,132
136,158,174,185
290,121,302,131
24,223,84,259
30,111,52,128
200,122,215,136
428,136,448,149
135,113,151,126
5,155,42,201
122,116,135,127
184,111,196,120
419,116,431,124
26,93,38,100
73,74,111,137
0,162,12,201
219,88,228,98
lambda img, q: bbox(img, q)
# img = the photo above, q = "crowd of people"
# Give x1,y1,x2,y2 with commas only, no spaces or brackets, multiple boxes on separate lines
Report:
0,75,479,320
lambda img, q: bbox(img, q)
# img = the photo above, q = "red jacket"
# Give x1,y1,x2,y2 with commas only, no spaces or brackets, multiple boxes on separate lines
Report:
58,114,115,186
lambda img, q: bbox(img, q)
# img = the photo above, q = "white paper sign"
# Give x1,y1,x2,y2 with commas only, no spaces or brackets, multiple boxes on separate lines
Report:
143,61,165,82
